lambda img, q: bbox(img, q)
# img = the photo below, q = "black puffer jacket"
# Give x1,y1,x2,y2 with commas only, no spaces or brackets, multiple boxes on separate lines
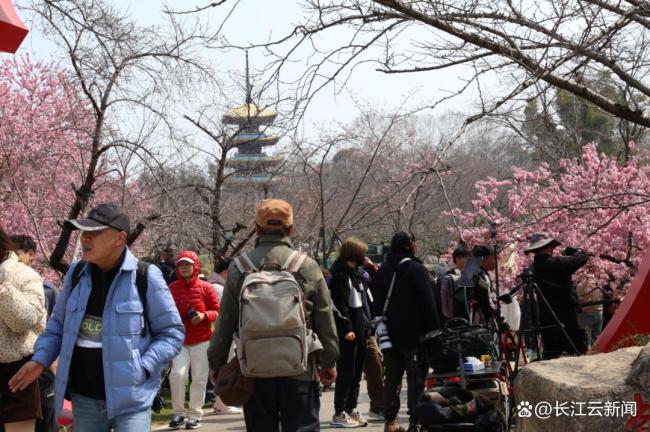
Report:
372,252,440,351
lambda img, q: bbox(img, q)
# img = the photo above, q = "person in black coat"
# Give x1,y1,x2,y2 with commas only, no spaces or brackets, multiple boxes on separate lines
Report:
158,246,177,284
471,245,510,333
372,232,440,432
525,232,589,359
329,238,373,428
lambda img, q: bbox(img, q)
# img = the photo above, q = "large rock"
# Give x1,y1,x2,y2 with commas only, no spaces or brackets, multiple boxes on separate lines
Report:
626,343,650,389
514,346,647,431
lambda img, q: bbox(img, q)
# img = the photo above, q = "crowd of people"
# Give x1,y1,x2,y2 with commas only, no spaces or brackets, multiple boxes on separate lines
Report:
0,198,599,432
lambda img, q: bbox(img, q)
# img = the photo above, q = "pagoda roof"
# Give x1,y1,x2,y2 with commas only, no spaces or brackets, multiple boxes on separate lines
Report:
228,174,280,184
223,103,277,124
230,132,280,146
226,154,284,166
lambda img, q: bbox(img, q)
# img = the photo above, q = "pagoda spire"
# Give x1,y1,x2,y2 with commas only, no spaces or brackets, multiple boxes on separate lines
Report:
245,50,252,105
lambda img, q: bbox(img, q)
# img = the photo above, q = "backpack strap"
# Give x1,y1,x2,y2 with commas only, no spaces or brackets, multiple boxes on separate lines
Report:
234,253,258,274
283,251,307,273
381,258,411,317
282,251,311,330
70,260,86,291
136,261,150,336
136,261,149,309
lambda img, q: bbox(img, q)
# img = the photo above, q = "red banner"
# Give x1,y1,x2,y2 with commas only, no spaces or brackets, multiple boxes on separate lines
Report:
0,0,28,53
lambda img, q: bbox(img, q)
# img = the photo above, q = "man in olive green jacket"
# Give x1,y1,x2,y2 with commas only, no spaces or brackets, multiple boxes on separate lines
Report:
207,199,339,431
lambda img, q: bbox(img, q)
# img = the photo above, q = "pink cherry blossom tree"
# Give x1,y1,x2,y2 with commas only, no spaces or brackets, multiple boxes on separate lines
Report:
0,57,150,276
447,143,650,294
18,0,210,274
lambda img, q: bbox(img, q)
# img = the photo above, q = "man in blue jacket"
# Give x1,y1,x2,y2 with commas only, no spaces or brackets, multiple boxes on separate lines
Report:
9,203,184,431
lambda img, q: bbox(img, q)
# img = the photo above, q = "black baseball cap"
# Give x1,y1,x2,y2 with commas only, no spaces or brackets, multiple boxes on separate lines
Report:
64,203,130,234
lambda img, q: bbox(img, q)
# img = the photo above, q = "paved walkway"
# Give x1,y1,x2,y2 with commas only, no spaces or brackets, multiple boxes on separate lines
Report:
153,380,411,431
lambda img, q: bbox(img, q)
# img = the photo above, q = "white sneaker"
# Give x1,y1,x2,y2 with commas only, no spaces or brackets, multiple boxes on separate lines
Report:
213,396,242,415
213,405,242,415
330,411,359,428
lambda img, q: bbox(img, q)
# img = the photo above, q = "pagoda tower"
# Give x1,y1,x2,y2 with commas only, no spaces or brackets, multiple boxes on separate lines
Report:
223,54,283,184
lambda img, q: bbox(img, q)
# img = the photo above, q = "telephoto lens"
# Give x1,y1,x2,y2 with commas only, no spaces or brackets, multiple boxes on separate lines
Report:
375,320,393,351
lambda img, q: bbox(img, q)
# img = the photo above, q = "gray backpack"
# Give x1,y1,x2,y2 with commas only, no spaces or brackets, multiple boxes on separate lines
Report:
233,250,323,378
439,271,462,320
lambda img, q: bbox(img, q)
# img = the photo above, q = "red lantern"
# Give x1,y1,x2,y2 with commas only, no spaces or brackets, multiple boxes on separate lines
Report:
0,0,29,54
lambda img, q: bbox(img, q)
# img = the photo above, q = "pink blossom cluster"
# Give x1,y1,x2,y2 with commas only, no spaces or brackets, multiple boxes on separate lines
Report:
0,57,150,277
446,144,650,295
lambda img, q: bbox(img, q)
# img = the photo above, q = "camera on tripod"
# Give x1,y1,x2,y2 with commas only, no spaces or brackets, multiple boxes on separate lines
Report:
498,268,536,305
519,268,535,284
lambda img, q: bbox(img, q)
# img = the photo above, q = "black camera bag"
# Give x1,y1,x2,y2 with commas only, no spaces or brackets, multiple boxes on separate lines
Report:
421,325,494,372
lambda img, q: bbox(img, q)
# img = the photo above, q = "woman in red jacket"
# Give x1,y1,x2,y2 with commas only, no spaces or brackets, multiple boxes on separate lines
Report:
167,251,219,430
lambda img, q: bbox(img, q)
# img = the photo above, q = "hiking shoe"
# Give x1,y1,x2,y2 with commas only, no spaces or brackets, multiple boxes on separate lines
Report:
185,418,201,429
368,409,384,421
168,415,185,430
348,409,368,427
331,411,359,428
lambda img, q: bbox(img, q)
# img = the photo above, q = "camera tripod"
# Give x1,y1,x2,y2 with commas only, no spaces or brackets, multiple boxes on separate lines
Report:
501,273,581,428
506,272,581,377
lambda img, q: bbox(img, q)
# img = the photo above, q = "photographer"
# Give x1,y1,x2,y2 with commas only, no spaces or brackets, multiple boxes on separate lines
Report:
168,251,220,429
525,233,588,359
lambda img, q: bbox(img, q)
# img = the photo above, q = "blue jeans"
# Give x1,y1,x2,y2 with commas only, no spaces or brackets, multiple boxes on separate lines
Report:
578,311,603,347
70,393,151,432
